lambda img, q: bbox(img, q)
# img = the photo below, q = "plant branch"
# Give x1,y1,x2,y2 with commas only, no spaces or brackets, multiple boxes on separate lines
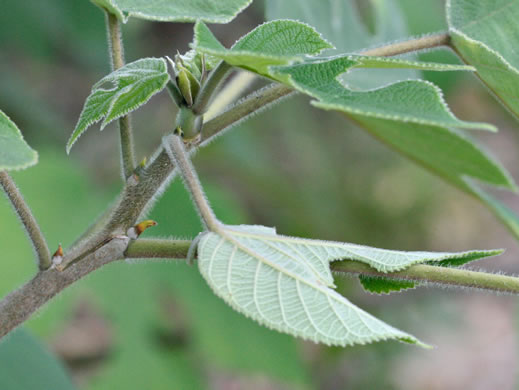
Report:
191,61,232,115
162,134,221,231
0,171,51,270
360,32,451,57
332,261,519,294
106,11,135,180
128,239,519,294
0,236,132,339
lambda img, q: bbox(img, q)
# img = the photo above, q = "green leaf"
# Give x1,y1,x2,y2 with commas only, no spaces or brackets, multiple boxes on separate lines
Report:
359,275,417,295
265,0,421,89
193,20,333,76
269,57,515,194
67,57,169,153
0,329,75,390
0,110,38,170
102,0,252,24
198,224,498,347
447,0,519,120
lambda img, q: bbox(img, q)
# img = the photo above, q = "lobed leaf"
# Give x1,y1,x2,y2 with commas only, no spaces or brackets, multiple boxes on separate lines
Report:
0,110,38,171
448,0,519,120
67,57,169,153
198,224,499,347
96,0,252,24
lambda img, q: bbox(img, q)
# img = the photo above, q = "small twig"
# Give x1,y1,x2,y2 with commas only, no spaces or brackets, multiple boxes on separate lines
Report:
191,61,232,115
106,11,135,180
0,171,51,270
162,134,221,232
127,239,519,294
333,261,519,294
361,32,451,57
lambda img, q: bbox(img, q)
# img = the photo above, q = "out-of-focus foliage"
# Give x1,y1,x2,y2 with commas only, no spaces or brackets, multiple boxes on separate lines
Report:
0,329,76,390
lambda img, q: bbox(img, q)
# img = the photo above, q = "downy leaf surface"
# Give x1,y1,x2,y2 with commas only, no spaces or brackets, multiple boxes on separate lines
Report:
67,57,169,153
197,224,499,346
92,0,252,24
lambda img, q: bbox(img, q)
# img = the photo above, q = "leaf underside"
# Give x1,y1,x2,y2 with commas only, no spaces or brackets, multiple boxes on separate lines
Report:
0,110,38,171
197,224,499,347
67,57,169,153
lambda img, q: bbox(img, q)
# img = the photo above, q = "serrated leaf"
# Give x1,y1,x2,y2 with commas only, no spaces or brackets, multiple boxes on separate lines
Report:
198,224,499,347
268,57,516,195
359,275,417,295
67,57,169,153
0,110,38,171
448,0,519,120
193,20,334,77
266,0,421,89
108,0,252,24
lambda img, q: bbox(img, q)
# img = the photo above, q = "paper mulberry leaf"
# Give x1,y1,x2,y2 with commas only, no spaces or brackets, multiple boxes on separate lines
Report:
197,224,499,347
0,110,38,171
67,57,169,153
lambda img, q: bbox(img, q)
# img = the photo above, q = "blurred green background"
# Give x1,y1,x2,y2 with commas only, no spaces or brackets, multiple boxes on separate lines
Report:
1,0,519,389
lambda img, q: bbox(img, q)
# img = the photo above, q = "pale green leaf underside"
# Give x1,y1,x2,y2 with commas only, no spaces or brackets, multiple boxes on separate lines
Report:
448,0,519,120
198,224,498,347
95,0,252,23
0,110,38,171
67,57,169,153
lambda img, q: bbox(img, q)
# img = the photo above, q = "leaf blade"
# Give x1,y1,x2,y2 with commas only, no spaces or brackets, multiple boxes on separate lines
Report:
113,0,253,23
0,110,38,171
198,225,499,347
67,57,169,153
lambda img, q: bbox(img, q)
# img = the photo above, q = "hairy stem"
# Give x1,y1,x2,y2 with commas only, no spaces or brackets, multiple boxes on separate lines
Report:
129,239,519,294
0,171,51,270
106,11,135,180
333,261,519,294
191,61,232,115
162,134,221,231
361,32,451,57
0,237,130,339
